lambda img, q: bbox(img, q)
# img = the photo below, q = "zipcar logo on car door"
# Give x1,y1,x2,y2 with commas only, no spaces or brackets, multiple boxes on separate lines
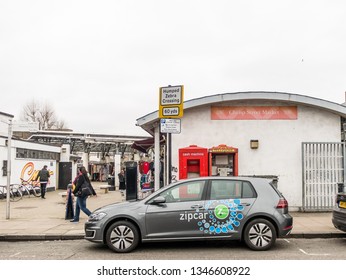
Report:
179,199,245,234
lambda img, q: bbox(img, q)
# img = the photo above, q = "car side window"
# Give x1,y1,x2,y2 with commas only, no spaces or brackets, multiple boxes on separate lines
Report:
158,180,206,203
210,180,256,200
242,181,256,198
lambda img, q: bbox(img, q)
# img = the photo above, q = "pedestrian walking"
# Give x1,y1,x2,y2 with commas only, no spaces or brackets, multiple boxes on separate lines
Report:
71,166,96,223
35,165,50,199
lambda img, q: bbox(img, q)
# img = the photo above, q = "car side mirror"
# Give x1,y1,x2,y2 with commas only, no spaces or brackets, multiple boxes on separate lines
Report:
151,196,166,204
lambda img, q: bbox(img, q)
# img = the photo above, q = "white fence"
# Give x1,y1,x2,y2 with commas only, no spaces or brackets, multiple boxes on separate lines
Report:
302,142,345,211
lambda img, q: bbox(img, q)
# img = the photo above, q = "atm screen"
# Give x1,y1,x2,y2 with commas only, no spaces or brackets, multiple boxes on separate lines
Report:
215,155,228,165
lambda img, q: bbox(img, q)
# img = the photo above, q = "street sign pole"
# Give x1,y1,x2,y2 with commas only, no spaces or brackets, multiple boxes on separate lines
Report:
6,119,12,220
167,132,172,184
159,85,184,187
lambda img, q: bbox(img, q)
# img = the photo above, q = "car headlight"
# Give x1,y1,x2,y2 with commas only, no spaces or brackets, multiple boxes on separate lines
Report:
88,212,107,222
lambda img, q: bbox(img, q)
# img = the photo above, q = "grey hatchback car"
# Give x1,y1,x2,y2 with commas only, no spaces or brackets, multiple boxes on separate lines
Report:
332,190,346,232
85,177,293,253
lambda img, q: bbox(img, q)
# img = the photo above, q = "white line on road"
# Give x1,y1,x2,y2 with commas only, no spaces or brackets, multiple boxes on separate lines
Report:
299,249,330,256
9,252,21,257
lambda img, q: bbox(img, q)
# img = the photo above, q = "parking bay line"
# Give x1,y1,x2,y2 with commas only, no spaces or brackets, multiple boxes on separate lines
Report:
284,239,331,256
9,252,22,258
299,249,330,256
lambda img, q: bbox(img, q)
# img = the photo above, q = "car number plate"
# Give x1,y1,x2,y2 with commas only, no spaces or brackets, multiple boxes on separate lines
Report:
339,201,346,208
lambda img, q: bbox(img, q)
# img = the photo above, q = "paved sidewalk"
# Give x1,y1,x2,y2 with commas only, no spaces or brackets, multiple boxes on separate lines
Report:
0,182,345,241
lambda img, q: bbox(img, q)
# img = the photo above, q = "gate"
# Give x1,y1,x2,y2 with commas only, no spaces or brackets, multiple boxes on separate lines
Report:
302,142,345,211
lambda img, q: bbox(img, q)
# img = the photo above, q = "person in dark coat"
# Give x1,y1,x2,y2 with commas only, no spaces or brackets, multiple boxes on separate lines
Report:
35,165,50,199
71,166,96,223
118,168,126,190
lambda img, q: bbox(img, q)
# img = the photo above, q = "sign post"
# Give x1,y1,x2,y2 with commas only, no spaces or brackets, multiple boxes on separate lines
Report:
6,119,12,219
159,85,184,185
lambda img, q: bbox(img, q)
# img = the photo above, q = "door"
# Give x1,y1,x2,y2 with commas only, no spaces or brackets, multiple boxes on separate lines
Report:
58,162,72,190
145,180,207,239
204,179,256,236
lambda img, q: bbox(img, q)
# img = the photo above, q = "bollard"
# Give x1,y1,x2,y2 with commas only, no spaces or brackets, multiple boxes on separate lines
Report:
65,185,74,220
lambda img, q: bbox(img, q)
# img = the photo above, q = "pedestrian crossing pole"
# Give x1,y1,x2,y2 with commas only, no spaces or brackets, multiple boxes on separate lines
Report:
159,85,184,188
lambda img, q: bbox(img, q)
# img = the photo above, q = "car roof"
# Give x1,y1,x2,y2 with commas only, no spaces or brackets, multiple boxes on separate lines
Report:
175,176,273,184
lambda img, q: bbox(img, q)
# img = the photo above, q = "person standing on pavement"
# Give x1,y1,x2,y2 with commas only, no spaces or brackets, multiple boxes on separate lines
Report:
71,166,96,223
35,165,50,199
118,168,126,191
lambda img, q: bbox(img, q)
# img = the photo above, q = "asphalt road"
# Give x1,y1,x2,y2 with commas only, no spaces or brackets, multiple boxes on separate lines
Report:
1,238,346,260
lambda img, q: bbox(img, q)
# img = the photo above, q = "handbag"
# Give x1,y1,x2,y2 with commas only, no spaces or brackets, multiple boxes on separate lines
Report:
80,181,93,197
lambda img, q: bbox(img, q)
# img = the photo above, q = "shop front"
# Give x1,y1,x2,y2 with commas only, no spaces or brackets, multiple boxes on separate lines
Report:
136,91,346,211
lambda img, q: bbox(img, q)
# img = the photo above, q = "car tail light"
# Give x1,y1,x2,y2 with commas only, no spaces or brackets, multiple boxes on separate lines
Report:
276,198,288,209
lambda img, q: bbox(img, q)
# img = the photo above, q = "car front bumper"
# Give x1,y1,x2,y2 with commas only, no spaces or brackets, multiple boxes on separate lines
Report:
84,222,104,243
332,210,346,232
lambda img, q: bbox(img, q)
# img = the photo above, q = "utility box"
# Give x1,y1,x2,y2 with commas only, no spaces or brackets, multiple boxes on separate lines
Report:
179,145,209,179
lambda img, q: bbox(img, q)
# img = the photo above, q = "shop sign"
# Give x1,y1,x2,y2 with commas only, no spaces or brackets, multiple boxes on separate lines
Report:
209,144,237,153
211,106,298,120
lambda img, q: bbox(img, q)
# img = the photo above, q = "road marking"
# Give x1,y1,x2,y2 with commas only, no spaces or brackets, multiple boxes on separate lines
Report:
299,249,330,256
9,252,21,257
283,239,290,243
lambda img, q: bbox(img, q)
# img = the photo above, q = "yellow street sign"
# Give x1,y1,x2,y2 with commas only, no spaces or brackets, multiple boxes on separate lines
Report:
159,85,184,118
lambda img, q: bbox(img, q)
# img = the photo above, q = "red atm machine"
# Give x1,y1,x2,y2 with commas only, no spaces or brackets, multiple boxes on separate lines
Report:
179,145,209,179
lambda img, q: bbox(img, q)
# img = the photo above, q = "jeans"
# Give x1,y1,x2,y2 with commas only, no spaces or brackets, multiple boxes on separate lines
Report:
73,196,91,221
40,182,47,198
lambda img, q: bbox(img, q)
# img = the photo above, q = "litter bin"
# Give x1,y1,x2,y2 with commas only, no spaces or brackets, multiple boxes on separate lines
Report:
107,176,115,191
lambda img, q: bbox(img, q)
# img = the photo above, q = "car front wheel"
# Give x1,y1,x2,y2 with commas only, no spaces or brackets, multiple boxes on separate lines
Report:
243,219,276,251
105,221,140,253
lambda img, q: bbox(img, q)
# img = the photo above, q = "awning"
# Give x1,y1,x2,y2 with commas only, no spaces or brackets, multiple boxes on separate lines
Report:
69,154,82,161
131,136,165,153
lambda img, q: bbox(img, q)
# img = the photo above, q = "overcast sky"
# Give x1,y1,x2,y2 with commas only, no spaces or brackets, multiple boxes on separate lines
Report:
1,0,346,136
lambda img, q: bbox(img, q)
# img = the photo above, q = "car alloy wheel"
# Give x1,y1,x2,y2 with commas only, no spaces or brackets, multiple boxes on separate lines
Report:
243,218,276,251
105,221,139,253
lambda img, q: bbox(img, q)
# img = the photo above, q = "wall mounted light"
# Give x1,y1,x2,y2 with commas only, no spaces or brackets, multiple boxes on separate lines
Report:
250,140,259,149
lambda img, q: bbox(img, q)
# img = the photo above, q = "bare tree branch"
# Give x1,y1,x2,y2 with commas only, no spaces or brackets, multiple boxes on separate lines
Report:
20,99,68,130
21,99,40,124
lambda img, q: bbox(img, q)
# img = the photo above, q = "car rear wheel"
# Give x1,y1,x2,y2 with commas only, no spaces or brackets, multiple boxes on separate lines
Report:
243,219,276,251
105,221,140,253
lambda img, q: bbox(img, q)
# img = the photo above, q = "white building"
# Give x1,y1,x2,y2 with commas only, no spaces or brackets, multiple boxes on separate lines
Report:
136,91,346,211
0,111,64,190
0,135,61,190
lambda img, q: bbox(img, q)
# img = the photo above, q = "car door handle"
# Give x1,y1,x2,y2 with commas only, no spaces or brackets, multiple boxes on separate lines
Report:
241,203,251,206
191,205,203,209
